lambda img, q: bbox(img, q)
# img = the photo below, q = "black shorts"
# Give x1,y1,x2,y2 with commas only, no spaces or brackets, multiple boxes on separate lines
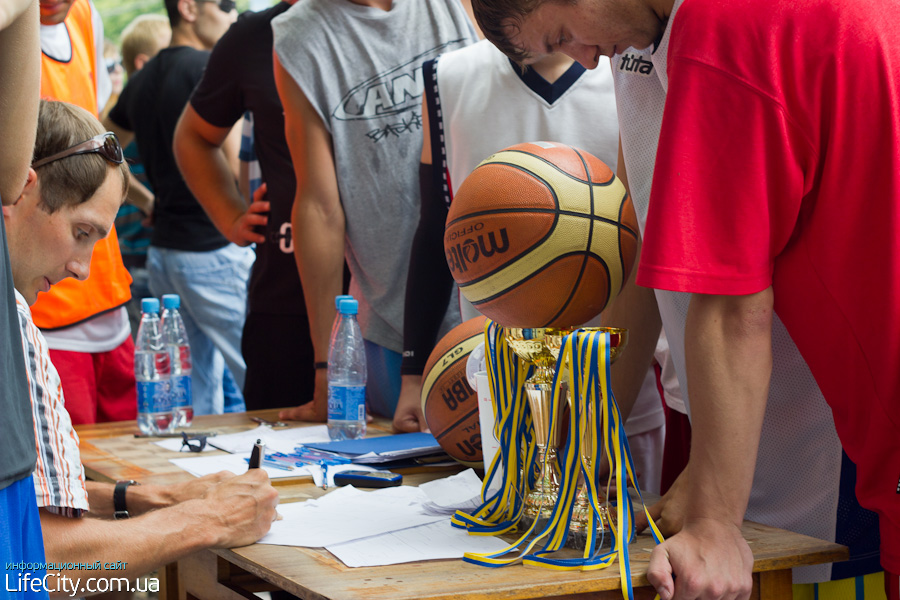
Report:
241,312,315,411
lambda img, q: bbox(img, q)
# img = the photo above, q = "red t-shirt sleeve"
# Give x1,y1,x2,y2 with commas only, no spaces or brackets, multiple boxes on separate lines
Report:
637,57,816,296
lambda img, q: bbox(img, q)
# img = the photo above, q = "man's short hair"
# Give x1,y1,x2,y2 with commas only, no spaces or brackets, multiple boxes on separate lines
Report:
121,14,171,76
32,100,129,214
163,0,182,30
472,0,553,63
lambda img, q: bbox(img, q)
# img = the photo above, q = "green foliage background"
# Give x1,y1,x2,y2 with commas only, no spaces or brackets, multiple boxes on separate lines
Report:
95,0,276,43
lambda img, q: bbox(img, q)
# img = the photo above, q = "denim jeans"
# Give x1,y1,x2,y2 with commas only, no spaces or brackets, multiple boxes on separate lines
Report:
147,244,254,416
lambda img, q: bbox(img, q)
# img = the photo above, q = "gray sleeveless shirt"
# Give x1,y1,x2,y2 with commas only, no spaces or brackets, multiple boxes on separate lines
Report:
273,0,477,351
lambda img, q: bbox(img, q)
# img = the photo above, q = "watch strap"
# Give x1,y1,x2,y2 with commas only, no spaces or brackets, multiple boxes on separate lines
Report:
114,480,140,520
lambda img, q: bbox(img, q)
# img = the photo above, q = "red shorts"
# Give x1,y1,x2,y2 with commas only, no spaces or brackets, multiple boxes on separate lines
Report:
49,337,137,425
888,571,899,600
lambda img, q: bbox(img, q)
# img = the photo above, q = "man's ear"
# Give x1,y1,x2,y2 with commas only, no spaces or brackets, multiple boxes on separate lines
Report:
133,53,150,72
10,168,38,208
179,0,198,23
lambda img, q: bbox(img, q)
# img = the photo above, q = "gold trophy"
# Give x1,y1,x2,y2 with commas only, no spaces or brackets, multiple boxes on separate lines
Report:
568,327,628,545
505,327,573,529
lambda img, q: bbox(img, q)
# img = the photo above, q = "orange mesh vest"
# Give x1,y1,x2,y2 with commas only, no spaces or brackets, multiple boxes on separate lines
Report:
35,0,132,330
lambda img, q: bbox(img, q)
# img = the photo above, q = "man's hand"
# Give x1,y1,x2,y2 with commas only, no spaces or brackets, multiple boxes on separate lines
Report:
166,470,234,505
646,517,753,600
279,368,327,422
227,182,270,246
635,465,689,536
393,375,428,432
198,469,280,549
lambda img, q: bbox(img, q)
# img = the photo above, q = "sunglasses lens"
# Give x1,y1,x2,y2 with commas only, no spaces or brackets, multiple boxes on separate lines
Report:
219,0,236,12
102,133,123,163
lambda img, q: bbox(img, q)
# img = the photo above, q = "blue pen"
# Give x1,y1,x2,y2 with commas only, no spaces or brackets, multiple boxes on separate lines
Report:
320,461,329,490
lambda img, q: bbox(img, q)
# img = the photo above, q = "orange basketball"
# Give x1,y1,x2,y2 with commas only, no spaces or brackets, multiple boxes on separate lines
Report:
444,142,638,327
421,316,487,468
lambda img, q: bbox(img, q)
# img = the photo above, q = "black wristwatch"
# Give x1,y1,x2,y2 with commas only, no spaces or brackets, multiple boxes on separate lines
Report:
114,480,140,520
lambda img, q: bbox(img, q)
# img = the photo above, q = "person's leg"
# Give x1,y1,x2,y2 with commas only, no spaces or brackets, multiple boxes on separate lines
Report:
148,246,223,416
95,337,137,423
46,349,98,426
222,366,245,413
363,340,402,419
242,313,315,411
0,477,49,599
166,244,253,393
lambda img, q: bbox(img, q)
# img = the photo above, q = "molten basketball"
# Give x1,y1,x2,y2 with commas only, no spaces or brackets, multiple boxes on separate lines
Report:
444,142,638,327
421,316,487,468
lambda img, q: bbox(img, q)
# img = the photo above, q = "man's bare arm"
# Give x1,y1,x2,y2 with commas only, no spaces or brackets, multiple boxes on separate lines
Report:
646,288,773,600
273,52,346,422
174,104,267,246
600,140,662,423
0,2,39,205
41,470,278,594
83,471,232,518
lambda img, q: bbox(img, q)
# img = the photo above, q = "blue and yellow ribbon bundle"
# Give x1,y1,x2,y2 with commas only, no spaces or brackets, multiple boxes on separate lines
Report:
452,323,664,600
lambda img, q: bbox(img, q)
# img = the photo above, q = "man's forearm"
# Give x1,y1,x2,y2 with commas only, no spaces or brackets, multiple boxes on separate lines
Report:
40,502,216,586
173,113,246,236
125,179,154,215
600,239,661,422
0,1,39,205
292,195,346,361
683,288,774,526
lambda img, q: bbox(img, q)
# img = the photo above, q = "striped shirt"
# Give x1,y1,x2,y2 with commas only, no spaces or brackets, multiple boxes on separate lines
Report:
15,290,89,517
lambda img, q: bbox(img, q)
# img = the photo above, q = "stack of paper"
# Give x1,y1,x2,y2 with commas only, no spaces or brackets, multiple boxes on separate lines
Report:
417,469,485,516
302,432,447,465
258,470,509,567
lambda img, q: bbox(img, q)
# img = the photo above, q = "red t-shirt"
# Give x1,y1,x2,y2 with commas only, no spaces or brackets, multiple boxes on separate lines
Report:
638,0,900,570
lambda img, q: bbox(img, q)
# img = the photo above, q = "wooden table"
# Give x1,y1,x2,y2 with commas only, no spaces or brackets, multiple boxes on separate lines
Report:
76,410,847,600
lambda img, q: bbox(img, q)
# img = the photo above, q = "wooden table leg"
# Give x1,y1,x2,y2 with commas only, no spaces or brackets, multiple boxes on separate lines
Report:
752,569,793,600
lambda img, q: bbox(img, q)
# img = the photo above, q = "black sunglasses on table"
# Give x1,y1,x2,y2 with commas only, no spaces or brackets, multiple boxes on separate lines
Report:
180,431,208,453
32,131,124,169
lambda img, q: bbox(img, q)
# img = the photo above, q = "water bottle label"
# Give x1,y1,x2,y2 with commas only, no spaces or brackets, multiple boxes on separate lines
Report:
137,380,171,413
327,385,366,421
170,374,192,408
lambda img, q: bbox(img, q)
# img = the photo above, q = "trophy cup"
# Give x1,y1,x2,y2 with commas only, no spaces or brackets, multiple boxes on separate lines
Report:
568,327,628,545
505,327,573,529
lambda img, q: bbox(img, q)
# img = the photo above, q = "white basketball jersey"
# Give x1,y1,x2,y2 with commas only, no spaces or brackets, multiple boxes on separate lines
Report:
612,0,842,582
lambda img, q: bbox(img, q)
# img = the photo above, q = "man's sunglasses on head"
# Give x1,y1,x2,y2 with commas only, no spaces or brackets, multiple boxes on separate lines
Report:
32,131,124,169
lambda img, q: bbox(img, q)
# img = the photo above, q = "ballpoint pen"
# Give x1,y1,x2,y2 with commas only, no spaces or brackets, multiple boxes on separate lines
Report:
249,439,264,470
320,461,328,490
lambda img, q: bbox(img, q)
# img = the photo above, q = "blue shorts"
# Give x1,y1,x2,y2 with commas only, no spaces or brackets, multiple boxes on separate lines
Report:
364,340,401,419
1,476,48,599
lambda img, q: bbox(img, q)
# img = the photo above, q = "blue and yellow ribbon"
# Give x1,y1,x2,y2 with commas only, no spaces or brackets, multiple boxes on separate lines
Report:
458,327,665,599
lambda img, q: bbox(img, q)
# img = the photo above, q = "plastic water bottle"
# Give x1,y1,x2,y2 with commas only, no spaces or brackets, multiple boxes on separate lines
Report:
135,298,173,435
161,294,193,428
327,297,366,440
330,294,353,341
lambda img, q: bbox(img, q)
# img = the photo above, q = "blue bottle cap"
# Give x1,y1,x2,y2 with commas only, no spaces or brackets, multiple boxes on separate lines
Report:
334,294,353,310
338,298,358,315
162,294,180,309
141,297,160,314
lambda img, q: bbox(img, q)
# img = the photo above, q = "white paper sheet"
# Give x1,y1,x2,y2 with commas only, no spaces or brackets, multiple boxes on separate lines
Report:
418,468,484,510
325,520,509,567
206,424,331,454
258,485,445,547
169,453,312,479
